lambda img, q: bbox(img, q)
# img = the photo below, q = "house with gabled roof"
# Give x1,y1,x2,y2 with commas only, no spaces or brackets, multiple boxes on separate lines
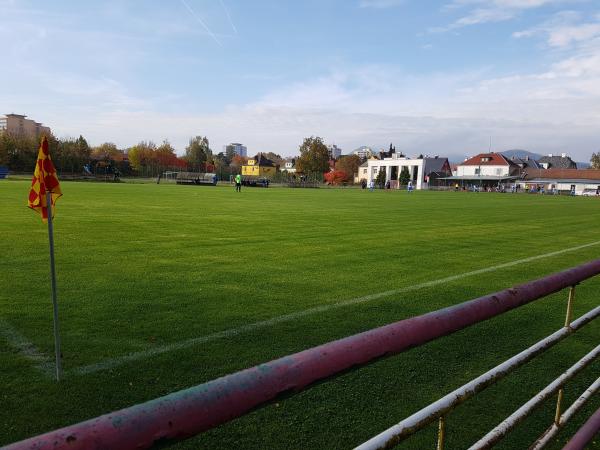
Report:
242,153,277,178
441,152,520,187
538,153,577,169
282,158,296,173
422,156,451,184
510,155,542,171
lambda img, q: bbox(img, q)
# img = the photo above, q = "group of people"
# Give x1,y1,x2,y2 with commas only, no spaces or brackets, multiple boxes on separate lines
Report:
233,174,270,192
451,183,592,196
360,179,414,192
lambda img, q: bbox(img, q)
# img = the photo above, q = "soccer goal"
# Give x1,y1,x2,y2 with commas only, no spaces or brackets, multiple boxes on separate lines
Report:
162,171,180,183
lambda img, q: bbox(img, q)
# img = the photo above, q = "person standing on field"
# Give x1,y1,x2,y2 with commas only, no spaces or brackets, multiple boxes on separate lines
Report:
235,173,242,192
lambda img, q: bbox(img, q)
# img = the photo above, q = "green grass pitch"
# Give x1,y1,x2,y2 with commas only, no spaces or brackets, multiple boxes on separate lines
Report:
1,180,599,449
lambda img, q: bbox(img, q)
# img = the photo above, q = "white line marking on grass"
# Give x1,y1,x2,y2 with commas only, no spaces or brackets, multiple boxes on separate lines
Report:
74,240,600,375
0,319,54,377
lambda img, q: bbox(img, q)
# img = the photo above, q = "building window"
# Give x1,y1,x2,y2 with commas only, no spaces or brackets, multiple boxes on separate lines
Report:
475,168,480,175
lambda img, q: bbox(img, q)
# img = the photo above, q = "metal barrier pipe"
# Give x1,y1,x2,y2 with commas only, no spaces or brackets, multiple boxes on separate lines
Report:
469,343,600,449
354,306,600,450
562,405,600,450
5,260,600,450
531,377,600,449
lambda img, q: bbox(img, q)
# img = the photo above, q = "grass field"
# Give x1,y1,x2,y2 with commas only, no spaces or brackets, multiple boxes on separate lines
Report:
1,180,599,449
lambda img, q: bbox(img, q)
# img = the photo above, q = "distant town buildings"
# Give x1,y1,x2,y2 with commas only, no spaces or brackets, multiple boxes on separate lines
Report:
224,142,247,157
282,158,296,173
0,113,51,137
352,146,375,160
328,144,342,160
242,153,276,178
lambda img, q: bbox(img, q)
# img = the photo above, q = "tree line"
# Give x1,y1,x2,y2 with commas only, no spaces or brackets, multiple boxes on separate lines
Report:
0,133,239,178
0,132,366,182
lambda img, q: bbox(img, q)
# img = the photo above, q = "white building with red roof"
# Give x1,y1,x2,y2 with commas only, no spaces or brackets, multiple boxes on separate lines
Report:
442,152,520,187
456,152,519,177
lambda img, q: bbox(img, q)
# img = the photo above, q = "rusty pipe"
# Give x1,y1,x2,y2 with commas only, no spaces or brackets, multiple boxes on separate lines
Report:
5,260,600,450
562,405,600,450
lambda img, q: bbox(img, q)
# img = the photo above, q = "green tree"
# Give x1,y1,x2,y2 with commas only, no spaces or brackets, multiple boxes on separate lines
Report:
128,141,157,172
335,155,361,183
399,167,411,186
400,167,410,186
3,133,38,172
0,134,7,166
295,136,329,175
185,136,211,171
156,140,180,170
375,169,386,188
213,152,231,179
91,142,121,161
47,135,90,173
591,152,600,169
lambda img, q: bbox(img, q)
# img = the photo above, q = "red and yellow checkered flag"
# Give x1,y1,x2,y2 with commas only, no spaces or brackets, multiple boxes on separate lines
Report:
28,136,62,222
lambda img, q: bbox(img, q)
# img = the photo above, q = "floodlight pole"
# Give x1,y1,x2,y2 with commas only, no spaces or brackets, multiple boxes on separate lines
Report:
46,192,63,381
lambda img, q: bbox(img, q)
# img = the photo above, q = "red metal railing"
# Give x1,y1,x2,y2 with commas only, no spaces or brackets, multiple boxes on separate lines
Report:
562,405,600,450
4,260,600,450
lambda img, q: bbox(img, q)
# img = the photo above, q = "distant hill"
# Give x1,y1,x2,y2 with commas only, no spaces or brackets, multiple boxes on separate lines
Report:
447,153,468,164
501,149,543,160
448,150,541,164
500,149,590,168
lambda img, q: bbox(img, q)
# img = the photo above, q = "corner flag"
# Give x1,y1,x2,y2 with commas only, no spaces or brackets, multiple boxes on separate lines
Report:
28,136,62,221
27,135,64,381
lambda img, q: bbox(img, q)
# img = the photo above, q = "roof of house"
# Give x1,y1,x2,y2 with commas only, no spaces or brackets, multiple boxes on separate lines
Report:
523,169,600,181
510,156,542,169
537,155,577,169
251,153,275,167
460,153,517,167
423,157,450,173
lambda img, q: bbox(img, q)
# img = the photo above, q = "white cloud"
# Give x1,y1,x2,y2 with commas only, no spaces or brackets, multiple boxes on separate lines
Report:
16,60,595,160
433,0,576,32
1,0,598,161
514,12,600,47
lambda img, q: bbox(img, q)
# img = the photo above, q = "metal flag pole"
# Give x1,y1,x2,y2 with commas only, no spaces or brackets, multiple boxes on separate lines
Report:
46,191,62,381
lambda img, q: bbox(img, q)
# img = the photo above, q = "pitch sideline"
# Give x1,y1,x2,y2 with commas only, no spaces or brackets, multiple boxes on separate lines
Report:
72,240,600,376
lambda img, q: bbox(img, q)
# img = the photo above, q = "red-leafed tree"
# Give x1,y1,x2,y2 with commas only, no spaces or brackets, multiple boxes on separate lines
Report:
335,155,361,183
324,169,347,185
229,154,248,173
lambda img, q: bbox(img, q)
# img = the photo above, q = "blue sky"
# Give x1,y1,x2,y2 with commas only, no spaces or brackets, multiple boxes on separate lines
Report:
1,0,599,159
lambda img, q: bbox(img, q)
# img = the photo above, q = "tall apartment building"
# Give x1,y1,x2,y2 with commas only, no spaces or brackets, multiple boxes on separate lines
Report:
224,142,247,157
0,114,51,137
328,144,342,160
